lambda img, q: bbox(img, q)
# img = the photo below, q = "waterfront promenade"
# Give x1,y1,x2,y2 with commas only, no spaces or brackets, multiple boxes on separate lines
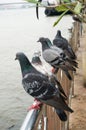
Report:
69,23,86,130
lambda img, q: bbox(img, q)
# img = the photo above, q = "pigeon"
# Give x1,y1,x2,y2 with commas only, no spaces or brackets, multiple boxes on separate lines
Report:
15,52,73,121
37,37,77,80
31,51,51,76
53,30,77,60
31,51,42,65
31,52,67,99
41,37,78,68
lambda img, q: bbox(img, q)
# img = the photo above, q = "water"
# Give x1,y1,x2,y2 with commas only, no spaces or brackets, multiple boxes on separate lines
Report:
0,7,74,130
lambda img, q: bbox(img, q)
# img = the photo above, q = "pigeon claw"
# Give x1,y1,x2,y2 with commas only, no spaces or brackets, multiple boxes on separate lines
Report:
51,67,58,74
27,100,42,111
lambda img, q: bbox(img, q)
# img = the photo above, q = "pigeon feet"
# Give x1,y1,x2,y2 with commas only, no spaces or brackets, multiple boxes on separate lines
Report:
28,99,42,111
51,67,59,74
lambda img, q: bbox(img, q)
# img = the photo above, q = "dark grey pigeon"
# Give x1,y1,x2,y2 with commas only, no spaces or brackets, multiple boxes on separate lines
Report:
15,52,73,121
53,30,77,60
37,37,77,80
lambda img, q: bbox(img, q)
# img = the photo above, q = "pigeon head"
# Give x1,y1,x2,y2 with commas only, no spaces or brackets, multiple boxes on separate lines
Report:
31,51,42,65
56,30,61,37
15,52,32,77
37,37,47,43
31,56,42,65
34,51,41,57
37,37,52,50
15,52,25,60
15,52,30,64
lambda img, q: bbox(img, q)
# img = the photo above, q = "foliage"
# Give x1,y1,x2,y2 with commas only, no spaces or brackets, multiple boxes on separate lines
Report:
54,1,86,25
53,9,70,26
26,0,86,26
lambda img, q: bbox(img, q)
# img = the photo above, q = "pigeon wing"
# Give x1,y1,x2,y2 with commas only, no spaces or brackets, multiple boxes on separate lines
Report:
43,49,60,62
67,45,77,59
53,38,67,49
22,73,73,112
22,73,57,99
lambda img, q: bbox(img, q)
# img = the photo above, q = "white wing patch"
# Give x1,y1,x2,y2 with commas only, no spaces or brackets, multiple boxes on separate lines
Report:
23,80,40,94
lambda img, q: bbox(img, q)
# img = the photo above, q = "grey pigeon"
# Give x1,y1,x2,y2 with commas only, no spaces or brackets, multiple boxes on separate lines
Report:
31,51,42,65
53,30,77,60
42,37,78,68
37,37,77,80
31,51,51,75
15,52,73,121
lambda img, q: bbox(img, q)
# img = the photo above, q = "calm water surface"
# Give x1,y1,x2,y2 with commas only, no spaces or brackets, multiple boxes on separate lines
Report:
0,8,74,130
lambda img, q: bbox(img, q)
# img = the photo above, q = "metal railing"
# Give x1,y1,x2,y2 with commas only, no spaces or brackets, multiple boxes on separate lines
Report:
20,101,42,130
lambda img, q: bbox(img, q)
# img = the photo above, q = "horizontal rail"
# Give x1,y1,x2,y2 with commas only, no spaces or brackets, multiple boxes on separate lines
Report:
20,101,42,130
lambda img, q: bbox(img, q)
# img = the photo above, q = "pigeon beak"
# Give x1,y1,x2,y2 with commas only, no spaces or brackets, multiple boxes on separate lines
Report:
15,57,17,60
37,40,39,42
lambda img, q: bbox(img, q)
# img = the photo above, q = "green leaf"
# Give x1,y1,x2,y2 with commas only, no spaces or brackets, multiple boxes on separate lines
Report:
74,2,82,14
63,0,71,3
53,9,69,27
55,4,68,12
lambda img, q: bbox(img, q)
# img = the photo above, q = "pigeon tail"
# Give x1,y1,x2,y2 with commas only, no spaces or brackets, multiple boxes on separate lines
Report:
55,109,67,121
66,58,78,68
63,70,72,80
67,45,77,60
